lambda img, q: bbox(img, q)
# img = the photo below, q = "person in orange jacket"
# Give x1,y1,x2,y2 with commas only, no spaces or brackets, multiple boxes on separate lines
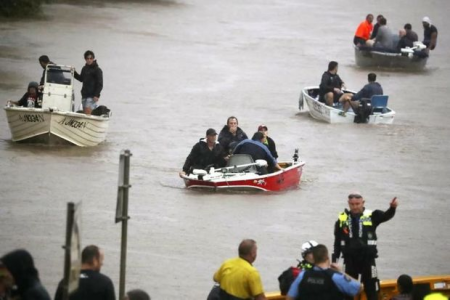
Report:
354,14,374,46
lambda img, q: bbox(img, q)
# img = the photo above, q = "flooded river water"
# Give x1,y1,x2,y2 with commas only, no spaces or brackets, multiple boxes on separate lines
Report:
1,0,449,298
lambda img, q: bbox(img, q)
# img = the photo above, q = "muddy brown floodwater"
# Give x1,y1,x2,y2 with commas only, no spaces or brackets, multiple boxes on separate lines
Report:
1,0,449,299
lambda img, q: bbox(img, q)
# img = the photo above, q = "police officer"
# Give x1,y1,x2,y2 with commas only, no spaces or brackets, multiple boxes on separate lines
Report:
332,192,399,300
286,244,362,300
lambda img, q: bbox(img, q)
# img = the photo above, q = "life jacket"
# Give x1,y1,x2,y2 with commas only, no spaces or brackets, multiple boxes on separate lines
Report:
338,209,378,257
297,268,343,300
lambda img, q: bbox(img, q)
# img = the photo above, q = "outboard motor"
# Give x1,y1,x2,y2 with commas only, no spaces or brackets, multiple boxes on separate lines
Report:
293,148,299,162
354,99,373,124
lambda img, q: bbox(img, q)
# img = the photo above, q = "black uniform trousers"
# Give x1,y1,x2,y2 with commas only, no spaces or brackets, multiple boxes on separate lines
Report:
344,255,379,300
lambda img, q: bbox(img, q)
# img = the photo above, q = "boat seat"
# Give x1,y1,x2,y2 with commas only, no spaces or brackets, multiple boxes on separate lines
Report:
226,154,257,173
371,95,389,113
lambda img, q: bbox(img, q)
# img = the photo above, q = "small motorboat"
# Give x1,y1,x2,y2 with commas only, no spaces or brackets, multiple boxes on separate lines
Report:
354,43,429,70
181,151,305,192
299,86,395,124
4,64,110,147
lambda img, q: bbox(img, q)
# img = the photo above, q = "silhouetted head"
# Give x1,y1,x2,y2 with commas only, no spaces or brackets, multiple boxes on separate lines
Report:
397,274,413,294
126,289,151,300
368,73,377,82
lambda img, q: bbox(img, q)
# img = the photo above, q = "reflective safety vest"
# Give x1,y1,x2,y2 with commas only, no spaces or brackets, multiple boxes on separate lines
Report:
338,210,378,255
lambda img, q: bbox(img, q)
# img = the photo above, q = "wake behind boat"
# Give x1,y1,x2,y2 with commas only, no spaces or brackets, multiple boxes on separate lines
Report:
181,152,305,192
300,86,395,124
4,64,110,147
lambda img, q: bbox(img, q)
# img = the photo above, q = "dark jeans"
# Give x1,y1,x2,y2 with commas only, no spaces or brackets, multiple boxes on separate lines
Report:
353,36,367,46
344,256,379,300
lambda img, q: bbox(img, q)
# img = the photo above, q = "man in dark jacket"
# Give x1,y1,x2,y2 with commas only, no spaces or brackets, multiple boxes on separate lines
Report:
319,61,347,106
38,55,54,87
74,50,103,115
233,132,281,174
0,249,51,300
332,192,398,300
180,128,228,176
257,124,278,159
54,245,115,300
218,116,248,154
341,73,383,115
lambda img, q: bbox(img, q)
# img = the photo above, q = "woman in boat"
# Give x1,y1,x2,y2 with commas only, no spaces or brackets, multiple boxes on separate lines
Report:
7,82,42,108
218,116,248,154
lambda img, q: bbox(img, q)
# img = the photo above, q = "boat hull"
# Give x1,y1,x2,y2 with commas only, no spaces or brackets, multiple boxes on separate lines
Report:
354,46,428,70
4,107,109,147
182,162,304,192
301,87,395,124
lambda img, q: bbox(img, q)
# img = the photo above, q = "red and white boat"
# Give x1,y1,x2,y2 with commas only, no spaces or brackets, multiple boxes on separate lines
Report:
181,152,305,192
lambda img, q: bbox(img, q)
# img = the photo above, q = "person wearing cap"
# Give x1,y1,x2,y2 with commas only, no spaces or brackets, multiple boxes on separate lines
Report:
278,240,317,295
233,132,282,174
218,116,248,154
332,192,399,300
257,125,278,159
180,128,227,177
7,81,42,108
286,244,362,300
422,16,438,50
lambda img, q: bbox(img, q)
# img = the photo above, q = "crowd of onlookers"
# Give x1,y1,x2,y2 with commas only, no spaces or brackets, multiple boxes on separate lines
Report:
353,14,438,53
0,247,150,300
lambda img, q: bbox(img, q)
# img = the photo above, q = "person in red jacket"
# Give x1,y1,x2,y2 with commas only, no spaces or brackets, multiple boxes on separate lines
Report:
354,14,374,46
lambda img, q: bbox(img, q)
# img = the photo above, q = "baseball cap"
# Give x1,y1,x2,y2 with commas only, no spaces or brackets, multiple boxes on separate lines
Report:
422,16,431,24
206,128,217,136
258,124,268,131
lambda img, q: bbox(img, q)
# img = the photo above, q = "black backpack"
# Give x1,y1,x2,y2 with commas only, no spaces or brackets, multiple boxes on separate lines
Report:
91,105,110,116
354,99,372,124
278,266,301,295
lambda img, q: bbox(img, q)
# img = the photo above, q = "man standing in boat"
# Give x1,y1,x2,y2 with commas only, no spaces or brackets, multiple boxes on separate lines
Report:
213,239,267,300
74,50,103,115
332,192,399,300
179,128,228,177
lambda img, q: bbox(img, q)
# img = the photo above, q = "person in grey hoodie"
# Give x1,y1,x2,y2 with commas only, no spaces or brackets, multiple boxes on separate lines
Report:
374,17,395,51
